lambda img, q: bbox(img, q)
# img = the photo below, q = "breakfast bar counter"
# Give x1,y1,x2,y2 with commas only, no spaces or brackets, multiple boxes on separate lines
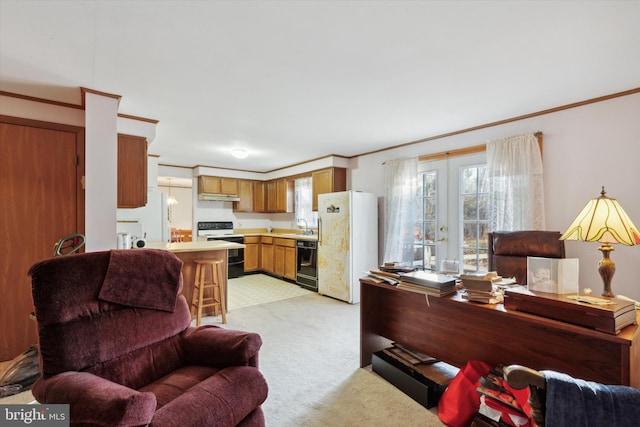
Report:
146,241,245,316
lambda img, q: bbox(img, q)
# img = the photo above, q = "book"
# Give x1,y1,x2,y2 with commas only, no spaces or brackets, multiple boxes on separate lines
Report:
399,270,457,289
397,281,457,297
366,270,400,286
460,271,516,292
462,287,504,304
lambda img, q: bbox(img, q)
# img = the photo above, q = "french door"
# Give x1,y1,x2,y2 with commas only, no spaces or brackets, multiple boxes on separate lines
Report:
415,152,489,274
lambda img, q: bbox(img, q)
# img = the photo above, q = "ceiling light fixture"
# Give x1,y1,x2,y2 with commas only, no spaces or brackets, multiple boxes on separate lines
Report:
231,148,249,159
167,178,178,206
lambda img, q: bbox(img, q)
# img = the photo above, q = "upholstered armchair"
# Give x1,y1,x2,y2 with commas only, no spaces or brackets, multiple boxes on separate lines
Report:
29,249,268,427
488,231,565,285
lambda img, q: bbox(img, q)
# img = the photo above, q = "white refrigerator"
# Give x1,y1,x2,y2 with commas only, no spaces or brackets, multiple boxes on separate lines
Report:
317,191,378,304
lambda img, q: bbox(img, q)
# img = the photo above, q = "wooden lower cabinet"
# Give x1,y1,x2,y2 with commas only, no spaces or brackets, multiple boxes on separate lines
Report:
244,236,260,272
260,237,274,274
258,236,297,280
275,238,297,281
284,246,297,281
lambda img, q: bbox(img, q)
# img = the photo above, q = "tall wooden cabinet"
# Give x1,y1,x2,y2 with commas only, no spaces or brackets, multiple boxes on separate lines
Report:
117,134,147,208
312,167,346,211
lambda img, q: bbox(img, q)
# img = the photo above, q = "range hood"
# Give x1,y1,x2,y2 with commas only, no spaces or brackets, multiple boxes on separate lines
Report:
198,193,241,202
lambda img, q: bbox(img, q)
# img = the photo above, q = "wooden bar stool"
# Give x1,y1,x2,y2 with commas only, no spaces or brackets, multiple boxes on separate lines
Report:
190,258,226,326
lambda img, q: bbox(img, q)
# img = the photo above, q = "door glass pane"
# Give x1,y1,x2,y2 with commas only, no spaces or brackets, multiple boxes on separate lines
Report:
460,165,489,273
414,171,437,270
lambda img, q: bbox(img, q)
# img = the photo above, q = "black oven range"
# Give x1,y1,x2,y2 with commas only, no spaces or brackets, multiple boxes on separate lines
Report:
197,221,244,279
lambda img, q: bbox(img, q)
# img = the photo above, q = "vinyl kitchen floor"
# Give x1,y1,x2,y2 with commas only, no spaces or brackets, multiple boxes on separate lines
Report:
227,273,313,311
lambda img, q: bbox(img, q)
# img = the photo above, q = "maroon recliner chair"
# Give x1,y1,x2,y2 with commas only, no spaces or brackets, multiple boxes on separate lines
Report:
29,249,268,426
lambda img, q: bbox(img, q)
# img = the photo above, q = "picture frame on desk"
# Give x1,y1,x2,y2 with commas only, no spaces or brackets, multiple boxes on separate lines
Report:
527,256,579,294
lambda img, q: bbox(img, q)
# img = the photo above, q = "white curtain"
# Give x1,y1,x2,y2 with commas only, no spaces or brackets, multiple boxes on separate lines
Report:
294,176,318,228
383,157,418,265
487,133,545,231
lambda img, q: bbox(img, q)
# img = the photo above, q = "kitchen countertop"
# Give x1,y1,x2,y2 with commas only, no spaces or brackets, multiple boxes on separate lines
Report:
146,240,245,253
259,233,318,241
239,230,318,241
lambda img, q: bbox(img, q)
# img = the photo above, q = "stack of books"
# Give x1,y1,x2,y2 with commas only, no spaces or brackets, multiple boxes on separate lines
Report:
365,270,400,286
460,272,507,304
397,270,457,297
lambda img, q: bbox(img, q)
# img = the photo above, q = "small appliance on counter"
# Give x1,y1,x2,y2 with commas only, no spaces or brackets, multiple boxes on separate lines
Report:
117,232,132,249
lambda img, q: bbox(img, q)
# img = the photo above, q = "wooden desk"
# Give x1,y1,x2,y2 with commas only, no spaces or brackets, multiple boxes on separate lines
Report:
360,279,640,387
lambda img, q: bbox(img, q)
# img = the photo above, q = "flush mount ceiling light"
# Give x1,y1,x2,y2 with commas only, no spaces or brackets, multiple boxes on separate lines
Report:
231,148,249,159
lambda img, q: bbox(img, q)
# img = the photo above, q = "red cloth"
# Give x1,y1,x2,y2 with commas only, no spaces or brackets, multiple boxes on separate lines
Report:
438,360,492,427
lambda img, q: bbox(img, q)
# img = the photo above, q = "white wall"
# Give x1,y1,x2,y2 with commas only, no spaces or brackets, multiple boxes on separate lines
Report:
6,91,637,297
352,93,640,299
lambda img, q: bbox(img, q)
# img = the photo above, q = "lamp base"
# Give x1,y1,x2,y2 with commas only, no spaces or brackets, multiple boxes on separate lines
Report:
598,243,616,298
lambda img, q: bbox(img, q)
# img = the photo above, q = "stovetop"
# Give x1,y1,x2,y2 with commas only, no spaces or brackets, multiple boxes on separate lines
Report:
197,221,243,237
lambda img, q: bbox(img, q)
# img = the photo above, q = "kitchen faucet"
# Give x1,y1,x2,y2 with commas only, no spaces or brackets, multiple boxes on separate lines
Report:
297,218,312,235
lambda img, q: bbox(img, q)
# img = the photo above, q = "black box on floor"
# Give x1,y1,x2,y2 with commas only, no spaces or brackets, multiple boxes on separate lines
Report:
372,349,458,409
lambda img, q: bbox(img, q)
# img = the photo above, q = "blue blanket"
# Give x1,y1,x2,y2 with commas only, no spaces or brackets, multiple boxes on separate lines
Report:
542,370,640,427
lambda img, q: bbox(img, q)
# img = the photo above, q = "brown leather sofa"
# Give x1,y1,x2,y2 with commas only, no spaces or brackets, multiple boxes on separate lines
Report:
487,231,565,285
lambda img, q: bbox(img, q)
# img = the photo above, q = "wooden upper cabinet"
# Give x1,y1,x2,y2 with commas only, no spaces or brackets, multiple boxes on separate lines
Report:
276,178,294,213
117,134,147,208
253,181,266,213
266,180,278,213
312,167,346,211
199,176,239,195
234,179,254,212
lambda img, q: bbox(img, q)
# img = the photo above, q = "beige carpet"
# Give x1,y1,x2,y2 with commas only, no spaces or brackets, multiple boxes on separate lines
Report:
208,291,445,426
3,277,446,426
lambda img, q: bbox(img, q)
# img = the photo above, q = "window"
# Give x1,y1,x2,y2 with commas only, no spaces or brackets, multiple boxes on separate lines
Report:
294,177,318,229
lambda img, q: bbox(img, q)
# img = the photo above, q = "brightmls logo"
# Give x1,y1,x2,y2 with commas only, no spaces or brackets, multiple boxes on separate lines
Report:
1,405,69,426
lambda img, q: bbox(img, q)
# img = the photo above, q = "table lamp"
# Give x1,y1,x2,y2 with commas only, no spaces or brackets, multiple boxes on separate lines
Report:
560,187,640,297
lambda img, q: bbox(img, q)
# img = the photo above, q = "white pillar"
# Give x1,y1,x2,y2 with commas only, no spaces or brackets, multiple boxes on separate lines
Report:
84,91,119,251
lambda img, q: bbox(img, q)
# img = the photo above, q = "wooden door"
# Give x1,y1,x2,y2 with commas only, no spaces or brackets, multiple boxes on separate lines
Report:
0,118,84,361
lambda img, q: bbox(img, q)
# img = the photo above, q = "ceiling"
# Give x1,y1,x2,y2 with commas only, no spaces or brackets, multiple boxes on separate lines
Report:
1,1,639,173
